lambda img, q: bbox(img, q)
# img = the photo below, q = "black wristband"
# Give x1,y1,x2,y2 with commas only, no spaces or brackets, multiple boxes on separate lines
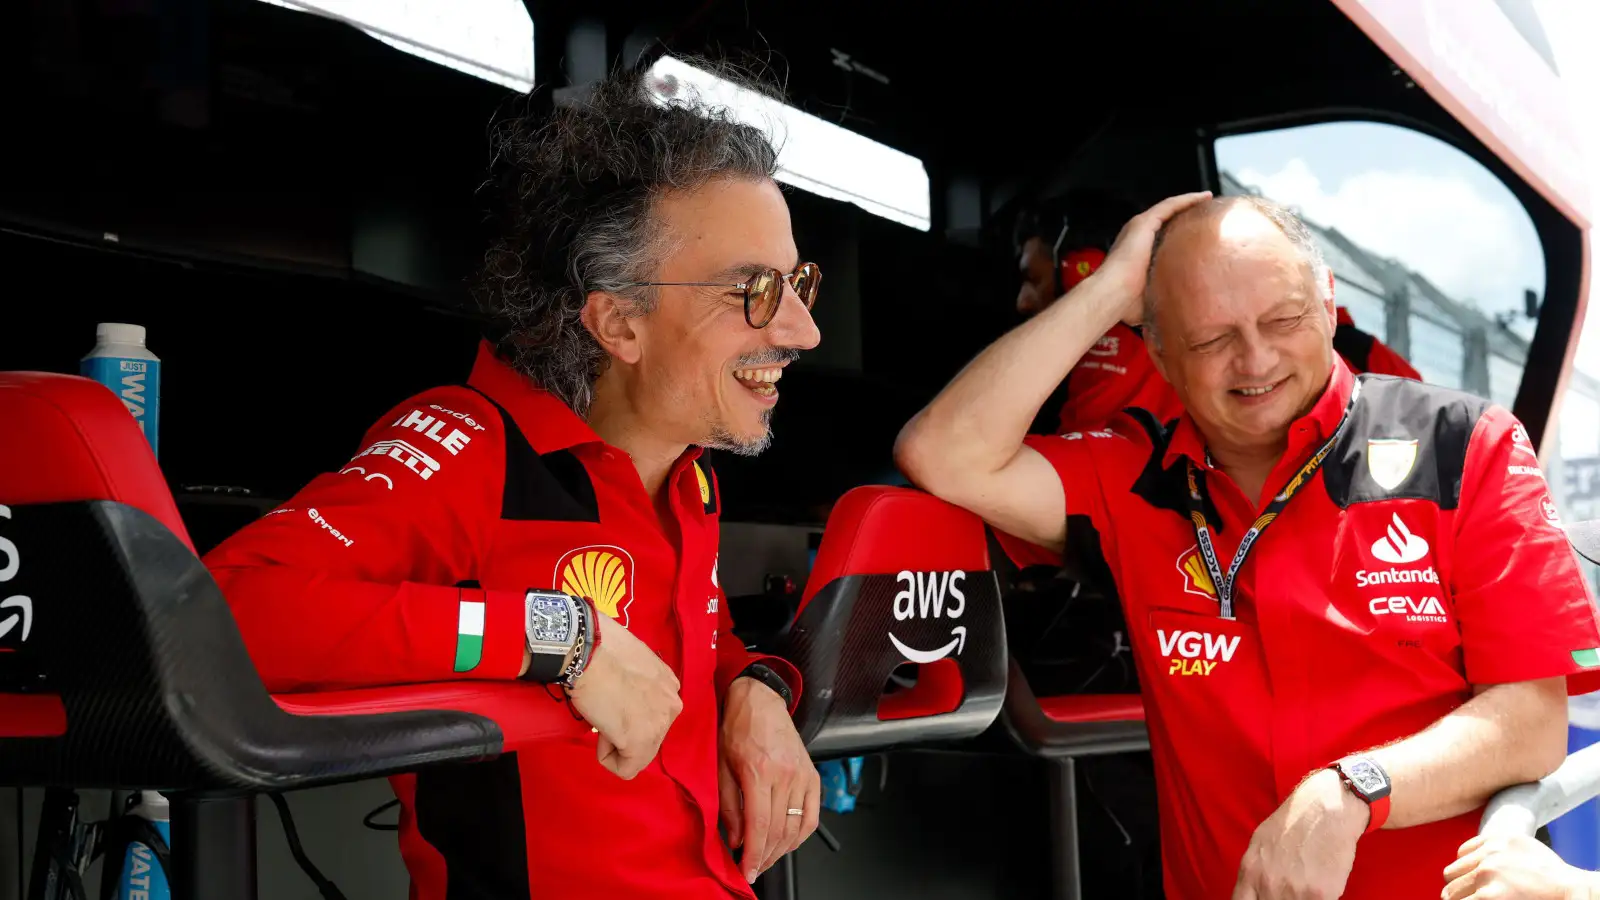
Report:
735,662,793,708
520,644,567,684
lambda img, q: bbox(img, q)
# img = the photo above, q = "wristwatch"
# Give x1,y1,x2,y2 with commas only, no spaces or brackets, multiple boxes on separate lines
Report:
735,662,794,708
1329,755,1391,834
519,590,596,688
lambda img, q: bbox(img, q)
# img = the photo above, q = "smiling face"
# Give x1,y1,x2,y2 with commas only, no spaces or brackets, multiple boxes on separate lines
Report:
601,177,821,456
1146,201,1337,456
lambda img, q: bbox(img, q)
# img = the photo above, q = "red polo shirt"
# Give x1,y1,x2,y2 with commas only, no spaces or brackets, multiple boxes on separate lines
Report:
1055,323,1186,434
1054,309,1419,434
1005,359,1600,899
205,341,799,900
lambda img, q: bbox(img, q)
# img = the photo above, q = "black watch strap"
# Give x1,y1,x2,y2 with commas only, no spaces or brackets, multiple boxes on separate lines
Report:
736,662,793,708
520,643,568,684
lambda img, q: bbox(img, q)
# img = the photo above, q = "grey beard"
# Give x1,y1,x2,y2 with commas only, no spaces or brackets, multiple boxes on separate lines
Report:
702,408,774,457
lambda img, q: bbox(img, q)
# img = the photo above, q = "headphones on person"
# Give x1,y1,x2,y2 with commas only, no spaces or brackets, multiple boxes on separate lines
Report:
1053,228,1108,297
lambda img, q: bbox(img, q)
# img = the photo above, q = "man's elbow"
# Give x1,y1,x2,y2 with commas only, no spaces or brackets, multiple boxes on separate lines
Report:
1529,710,1570,782
893,415,944,494
1519,678,1572,782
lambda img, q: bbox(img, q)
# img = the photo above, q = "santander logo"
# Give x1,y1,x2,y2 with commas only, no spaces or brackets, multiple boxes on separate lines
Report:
1371,513,1430,565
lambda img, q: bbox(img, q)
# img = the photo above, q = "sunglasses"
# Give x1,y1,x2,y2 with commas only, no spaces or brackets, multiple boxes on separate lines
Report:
628,262,821,329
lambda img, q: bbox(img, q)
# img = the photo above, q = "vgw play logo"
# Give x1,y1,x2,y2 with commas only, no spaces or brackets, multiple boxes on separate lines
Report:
1158,628,1239,677
888,570,967,664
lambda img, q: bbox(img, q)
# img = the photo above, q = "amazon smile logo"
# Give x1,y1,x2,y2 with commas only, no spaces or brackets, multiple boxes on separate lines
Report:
889,570,967,663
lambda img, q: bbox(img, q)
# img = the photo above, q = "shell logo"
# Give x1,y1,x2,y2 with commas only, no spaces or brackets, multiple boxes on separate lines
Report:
1176,546,1217,601
556,545,636,626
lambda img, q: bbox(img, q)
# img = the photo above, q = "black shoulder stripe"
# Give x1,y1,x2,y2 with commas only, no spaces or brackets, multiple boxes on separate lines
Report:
1064,514,1118,598
1333,323,1376,373
1322,374,1489,511
1124,408,1223,530
459,385,601,523
1122,406,1167,447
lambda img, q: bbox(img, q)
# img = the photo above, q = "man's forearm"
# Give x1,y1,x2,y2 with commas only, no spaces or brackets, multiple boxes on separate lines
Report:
1363,678,1567,829
895,275,1130,483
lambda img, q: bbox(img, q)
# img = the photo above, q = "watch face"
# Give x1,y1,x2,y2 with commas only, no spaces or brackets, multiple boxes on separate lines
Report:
1345,759,1388,797
529,594,575,645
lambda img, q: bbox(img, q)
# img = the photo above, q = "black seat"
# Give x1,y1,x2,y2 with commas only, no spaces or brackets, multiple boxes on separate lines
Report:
0,372,565,899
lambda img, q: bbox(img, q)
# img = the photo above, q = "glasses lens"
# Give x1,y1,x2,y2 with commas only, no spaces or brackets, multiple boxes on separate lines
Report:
792,263,820,309
746,270,781,328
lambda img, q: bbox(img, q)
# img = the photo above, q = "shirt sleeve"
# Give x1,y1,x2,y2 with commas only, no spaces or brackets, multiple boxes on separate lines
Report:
1452,404,1600,692
714,584,803,715
1057,325,1159,433
991,427,1125,570
203,387,530,692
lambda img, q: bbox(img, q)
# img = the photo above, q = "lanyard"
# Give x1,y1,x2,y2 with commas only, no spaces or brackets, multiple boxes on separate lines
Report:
1186,380,1362,619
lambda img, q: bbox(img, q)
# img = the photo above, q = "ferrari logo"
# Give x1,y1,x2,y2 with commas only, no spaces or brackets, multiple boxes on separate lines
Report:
1367,439,1419,491
693,461,711,506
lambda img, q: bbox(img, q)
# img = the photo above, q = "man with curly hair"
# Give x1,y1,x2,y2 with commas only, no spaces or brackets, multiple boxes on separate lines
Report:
204,61,823,899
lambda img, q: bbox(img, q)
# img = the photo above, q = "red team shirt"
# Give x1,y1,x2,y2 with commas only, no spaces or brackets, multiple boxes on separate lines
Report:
1005,359,1600,899
205,341,799,900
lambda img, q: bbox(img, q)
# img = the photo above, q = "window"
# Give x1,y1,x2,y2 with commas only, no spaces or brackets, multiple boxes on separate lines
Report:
1407,314,1465,390
645,56,930,231
1216,120,1546,410
1338,280,1387,341
257,0,535,93
1489,354,1524,411
1217,119,1600,598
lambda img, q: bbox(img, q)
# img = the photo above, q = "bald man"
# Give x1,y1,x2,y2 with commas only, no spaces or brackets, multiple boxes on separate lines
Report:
897,192,1600,899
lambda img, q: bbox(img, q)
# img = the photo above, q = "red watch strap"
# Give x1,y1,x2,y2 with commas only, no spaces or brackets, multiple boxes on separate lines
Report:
1365,792,1390,834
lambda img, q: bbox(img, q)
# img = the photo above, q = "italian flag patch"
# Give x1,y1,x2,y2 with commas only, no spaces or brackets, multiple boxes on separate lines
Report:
1574,649,1600,669
454,600,486,672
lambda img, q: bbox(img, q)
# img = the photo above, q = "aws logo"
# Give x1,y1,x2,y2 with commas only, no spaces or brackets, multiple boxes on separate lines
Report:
1175,546,1218,603
1158,628,1239,677
0,506,31,646
556,546,635,627
889,570,967,664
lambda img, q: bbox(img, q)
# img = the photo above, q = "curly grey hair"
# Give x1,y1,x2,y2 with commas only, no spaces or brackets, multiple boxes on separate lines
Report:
471,59,782,415
1142,195,1330,349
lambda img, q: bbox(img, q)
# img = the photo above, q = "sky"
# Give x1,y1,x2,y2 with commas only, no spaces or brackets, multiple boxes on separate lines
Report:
1214,0,1600,461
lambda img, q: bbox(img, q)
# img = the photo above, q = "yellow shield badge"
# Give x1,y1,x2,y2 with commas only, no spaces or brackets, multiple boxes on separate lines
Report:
1367,439,1419,492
